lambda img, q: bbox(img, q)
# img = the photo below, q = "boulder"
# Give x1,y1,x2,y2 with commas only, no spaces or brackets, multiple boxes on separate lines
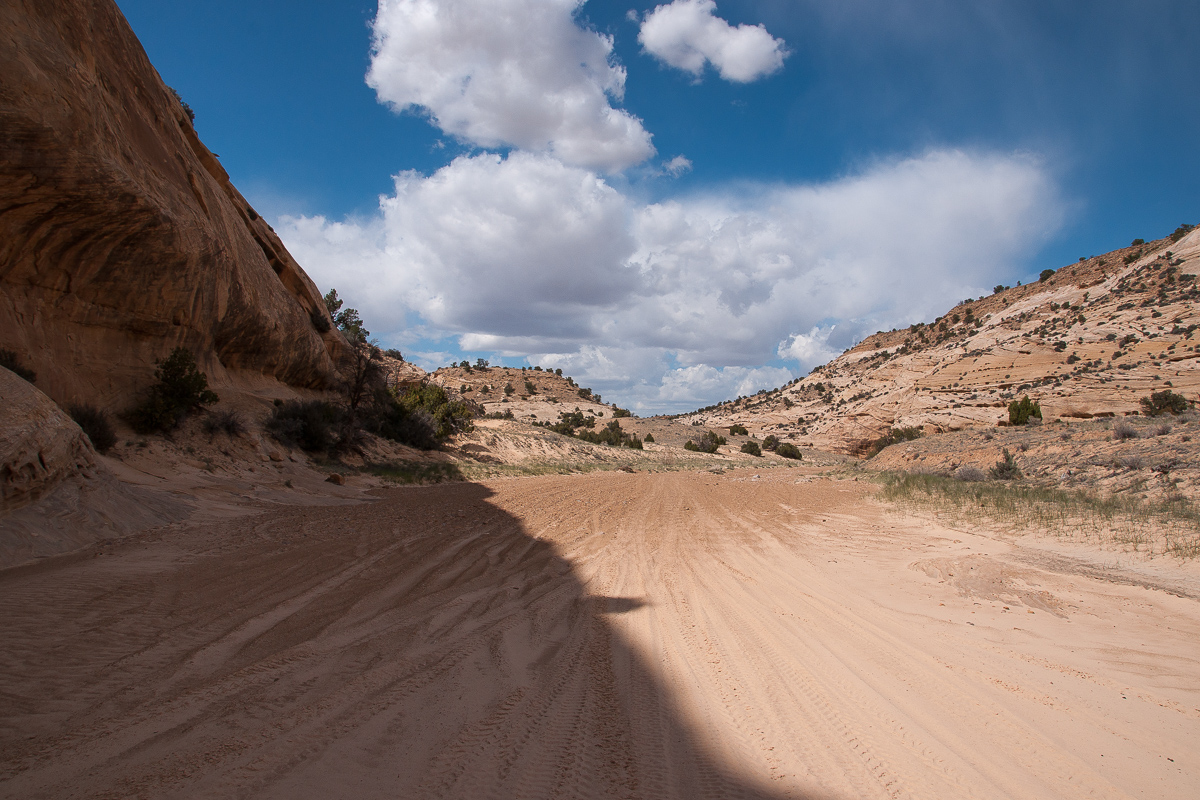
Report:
0,366,95,512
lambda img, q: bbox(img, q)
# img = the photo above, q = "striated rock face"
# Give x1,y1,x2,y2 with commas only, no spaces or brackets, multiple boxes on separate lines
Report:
0,0,348,412
684,228,1200,454
0,366,95,511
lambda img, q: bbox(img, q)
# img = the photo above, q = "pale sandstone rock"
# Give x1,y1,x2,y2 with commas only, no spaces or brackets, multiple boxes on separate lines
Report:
0,365,95,511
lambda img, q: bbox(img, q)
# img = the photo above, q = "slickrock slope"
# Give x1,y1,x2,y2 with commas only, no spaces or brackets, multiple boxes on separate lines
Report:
0,0,347,412
685,227,1200,454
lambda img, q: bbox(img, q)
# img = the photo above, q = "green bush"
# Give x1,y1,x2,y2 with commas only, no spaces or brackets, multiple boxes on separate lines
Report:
267,400,345,453
504,382,515,396
762,434,780,452
729,424,749,436
1039,268,1055,282
683,440,699,451
126,347,218,433
1169,223,1195,243
397,382,474,439
1008,395,1042,425
865,426,923,456
644,432,655,443
69,404,116,454
0,349,36,382
740,440,762,456
612,407,632,418
775,442,802,460
1140,390,1190,417
990,448,1022,480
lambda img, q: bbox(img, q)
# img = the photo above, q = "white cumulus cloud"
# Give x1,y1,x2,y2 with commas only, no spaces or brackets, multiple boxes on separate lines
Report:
279,149,1061,413
367,0,654,171
639,0,788,82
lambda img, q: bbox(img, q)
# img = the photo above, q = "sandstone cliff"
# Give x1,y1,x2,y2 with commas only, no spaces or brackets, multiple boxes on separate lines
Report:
683,227,1200,454
0,0,348,413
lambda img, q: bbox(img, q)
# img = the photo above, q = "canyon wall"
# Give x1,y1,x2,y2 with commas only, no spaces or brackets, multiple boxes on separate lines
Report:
0,0,348,412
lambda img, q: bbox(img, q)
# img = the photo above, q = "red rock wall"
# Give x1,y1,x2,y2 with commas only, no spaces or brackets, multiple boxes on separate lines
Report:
0,0,349,410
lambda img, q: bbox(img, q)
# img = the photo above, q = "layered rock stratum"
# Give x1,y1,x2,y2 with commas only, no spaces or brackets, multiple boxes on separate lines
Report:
0,0,347,413
684,227,1200,454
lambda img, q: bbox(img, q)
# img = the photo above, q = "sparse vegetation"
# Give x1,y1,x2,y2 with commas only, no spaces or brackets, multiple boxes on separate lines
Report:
1140,390,1190,417
989,448,1022,480
1008,396,1042,426
878,472,1200,558
126,347,219,434
775,442,802,460
644,433,655,443
740,441,762,456
266,400,346,453
1111,420,1139,441
365,461,464,485
865,426,923,457
202,409,245,438
729,424,749,436
69,405,116,454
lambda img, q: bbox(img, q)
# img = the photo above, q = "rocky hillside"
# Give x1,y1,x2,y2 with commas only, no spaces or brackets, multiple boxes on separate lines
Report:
429,365,616,423
683,225,1200,455
0,0,349,413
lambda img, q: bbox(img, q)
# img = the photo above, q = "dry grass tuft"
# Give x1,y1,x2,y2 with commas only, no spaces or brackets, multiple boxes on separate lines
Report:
877,471,1200,558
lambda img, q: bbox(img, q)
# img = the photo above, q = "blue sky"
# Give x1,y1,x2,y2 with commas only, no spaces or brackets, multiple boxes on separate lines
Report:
116,0,1198,413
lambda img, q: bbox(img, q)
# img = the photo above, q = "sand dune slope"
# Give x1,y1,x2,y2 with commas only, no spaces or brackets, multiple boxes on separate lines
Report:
1,471,1197,799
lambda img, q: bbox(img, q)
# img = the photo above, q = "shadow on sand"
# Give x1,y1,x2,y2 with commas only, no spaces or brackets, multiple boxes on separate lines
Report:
0,481,840,799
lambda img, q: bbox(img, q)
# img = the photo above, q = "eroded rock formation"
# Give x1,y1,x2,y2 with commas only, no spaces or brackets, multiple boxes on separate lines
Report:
0,0,348,412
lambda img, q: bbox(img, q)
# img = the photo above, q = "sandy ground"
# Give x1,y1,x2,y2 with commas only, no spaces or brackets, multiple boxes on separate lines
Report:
1,469,1198,799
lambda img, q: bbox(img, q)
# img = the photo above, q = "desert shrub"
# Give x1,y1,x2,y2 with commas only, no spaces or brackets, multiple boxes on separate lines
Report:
202,409,245,438
485,409,515,420
1039,268,1055,282
955,465,987,482
0,349,36,382
578,387,593,399
369,401,439,450
729,424,749,436
740,440,762,456
309,307,331,333
775,442,802,460
504,383,515,396
1008,395,1042,426
126,347,218,433
1140,390,1189,417
267,400,344,453
683,440,699,451
69,404,116,454
612,407,632,418
865,426,923,456
989,448,1022,480
385,348,405,361
626,435,644,450
524,379,536,394
168,86,195,123
1154,423,1173,436
644,432,655,443
762,434,780,452
397,383,474,439
1111,420,1139,441
1169,223,1195,243
690,431,725,453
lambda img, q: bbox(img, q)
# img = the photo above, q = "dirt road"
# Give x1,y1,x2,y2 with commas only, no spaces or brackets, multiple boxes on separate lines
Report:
2,470,1198,798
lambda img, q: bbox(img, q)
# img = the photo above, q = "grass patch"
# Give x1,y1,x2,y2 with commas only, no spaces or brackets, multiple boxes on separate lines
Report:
365,461,465,485
876,471,1200,558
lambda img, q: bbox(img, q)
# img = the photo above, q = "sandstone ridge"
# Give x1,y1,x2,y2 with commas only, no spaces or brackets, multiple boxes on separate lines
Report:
683,227,1200,454
0,0,349,414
